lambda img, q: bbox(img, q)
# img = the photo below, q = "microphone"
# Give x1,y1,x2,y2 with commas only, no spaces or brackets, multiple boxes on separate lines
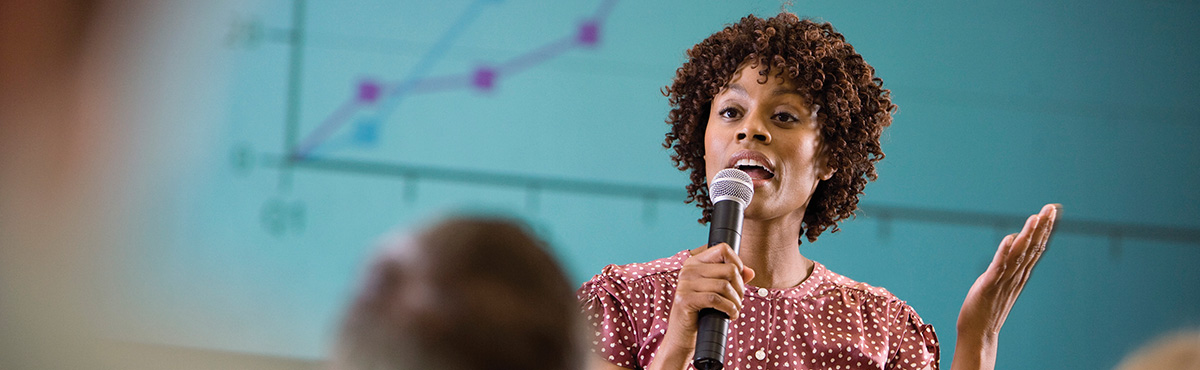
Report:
693,168,753,370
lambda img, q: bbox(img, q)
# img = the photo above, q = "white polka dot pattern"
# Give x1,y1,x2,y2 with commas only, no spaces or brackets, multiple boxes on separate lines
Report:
577,250,940,370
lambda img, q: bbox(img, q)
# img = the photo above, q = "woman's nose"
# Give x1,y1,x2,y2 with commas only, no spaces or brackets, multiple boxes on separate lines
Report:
735,116,771,143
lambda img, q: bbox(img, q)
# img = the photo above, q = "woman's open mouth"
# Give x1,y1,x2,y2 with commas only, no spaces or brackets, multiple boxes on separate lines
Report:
734,158,775,180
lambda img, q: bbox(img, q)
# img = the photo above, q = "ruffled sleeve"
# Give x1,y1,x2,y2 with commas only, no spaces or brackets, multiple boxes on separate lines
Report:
885,303,940,370
577,267,640,368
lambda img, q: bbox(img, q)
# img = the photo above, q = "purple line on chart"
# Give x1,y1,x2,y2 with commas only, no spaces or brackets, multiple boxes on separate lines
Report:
289,0,617,160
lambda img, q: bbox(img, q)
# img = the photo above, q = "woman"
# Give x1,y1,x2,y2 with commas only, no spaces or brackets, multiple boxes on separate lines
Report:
578,13,1059,370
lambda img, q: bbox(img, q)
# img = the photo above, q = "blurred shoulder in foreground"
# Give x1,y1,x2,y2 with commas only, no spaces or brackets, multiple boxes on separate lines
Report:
1114,330,1200,370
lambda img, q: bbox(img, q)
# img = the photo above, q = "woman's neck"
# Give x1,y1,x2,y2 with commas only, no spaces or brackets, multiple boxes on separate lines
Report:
736,217,813,290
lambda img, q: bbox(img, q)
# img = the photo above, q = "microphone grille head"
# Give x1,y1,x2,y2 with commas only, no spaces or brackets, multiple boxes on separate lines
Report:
709,168,754,206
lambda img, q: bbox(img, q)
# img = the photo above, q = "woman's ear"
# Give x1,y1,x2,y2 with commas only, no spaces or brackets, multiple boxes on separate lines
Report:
810,105,836,182
814,140,837,181
819,165,837,181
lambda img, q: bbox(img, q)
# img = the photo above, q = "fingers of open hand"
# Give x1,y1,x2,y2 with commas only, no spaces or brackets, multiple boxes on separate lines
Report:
1018,204,1059,288
989,234,1016,276
1015,206,1056,273
998,205,1059,294
1036,204,1060,255
1024,205,1055,257
1003,214,1041,279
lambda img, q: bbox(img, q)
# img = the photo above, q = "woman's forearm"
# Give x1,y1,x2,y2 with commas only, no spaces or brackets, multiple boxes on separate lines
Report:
950,331,998,370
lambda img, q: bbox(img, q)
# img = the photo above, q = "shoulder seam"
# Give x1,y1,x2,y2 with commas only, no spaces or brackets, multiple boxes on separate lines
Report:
818,281,904,305
601,262,684,285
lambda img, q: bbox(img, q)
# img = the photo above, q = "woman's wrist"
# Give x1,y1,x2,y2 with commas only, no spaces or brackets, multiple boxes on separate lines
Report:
646,321,696,370
950,329,999,370
645,346,691,370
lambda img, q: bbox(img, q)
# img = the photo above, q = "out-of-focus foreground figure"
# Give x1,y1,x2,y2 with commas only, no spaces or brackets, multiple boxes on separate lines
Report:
2,1,205,368
1114,330,1200,370
331,217,583,370
2,1,118,368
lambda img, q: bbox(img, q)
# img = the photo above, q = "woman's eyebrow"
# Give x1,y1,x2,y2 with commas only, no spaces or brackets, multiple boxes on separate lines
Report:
720,83,749,99
771,86,803,98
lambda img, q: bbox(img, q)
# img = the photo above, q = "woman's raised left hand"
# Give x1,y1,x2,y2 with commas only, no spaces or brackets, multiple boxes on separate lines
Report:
953,203,1060,370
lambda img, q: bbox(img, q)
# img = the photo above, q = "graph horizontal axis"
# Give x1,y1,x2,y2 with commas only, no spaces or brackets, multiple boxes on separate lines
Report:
259,155,1200,246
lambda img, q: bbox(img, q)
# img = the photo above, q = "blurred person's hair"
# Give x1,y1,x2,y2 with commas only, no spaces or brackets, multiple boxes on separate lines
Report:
332,217,582,370
1114,330,1200,370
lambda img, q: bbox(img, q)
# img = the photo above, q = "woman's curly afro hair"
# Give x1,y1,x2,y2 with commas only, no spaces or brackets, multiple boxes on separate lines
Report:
662,12,895,244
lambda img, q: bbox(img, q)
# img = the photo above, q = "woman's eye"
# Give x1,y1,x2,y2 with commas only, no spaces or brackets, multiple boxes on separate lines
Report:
719,107,741,119
773,112,799,123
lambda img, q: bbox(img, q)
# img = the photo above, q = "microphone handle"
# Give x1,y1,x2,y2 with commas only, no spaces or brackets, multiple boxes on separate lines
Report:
693,308,729,370
692,200,744,370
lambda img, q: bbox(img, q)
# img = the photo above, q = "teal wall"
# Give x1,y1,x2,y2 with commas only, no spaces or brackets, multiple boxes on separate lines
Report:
109,1,1199,369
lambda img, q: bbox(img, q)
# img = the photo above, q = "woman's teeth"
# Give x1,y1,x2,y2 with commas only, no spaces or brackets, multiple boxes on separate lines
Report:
734,159,774,179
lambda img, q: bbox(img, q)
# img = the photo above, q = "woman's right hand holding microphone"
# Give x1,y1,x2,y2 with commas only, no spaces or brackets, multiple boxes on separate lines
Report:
648,243,756,370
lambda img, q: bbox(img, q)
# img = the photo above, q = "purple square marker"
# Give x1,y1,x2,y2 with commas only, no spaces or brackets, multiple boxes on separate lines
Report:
357,80,381,103
578,21,599,46
473,67,495,91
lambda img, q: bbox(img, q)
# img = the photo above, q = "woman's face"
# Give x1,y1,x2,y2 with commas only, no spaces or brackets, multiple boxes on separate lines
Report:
703,62,834,224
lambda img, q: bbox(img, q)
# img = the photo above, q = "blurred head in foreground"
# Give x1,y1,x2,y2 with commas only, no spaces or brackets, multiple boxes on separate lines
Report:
1114,330,1200,370
332,217,582,370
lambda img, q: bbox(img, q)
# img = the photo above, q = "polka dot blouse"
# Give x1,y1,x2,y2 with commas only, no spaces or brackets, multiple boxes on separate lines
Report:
578,250,939,370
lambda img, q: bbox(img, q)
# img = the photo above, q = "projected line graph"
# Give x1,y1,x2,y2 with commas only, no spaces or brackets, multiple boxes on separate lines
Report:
242,0,1200,247
287,0,616,161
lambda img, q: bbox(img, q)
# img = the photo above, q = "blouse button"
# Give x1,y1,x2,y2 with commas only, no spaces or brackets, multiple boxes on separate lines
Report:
755,349,766,360
757,287,769,297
